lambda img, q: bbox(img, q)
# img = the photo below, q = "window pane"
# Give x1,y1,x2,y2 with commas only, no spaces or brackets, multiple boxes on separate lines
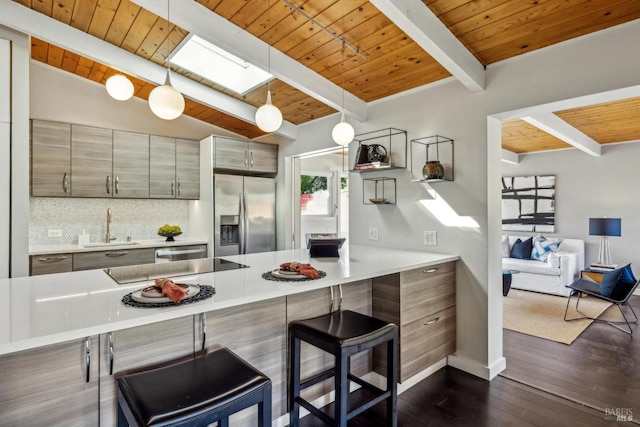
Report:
301,174,331,215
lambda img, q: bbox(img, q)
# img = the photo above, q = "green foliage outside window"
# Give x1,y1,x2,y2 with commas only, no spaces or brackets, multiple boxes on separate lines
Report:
301,175,327,194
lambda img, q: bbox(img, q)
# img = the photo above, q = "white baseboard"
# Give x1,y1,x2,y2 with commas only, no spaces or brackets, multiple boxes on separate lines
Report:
447,354,506,380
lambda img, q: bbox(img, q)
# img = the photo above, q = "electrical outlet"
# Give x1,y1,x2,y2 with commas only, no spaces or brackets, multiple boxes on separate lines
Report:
48,229,62,238
368,227,379,241
423,230,437,246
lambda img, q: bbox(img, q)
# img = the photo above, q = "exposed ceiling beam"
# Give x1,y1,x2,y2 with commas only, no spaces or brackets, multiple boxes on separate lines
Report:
522,113,601,156
370,0,485,93
131,0,368,122
0,1,298,140
501,149,519,164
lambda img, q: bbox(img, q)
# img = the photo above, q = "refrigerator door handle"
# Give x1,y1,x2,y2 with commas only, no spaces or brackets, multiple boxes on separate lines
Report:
238,193,245,255
242,192,249,254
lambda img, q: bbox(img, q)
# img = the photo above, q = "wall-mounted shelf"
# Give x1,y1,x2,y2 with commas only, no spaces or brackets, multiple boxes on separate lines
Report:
350,128,407,173
410,135,454,182
363,177,396,205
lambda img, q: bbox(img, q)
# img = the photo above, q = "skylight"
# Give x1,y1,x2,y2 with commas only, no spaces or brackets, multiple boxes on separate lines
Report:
169,35,273,95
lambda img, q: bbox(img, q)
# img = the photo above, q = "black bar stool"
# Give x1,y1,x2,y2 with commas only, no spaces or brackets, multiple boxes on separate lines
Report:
289,309,398,426
116,347,271,426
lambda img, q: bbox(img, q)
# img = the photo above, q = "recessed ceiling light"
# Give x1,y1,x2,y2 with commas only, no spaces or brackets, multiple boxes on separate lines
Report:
169,35,273,95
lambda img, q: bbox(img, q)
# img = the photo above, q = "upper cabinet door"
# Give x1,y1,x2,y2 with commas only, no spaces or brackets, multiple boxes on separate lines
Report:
113,131,149,198
176,138,200,199
31,120,71,197
249,142,278,174
213,137,249,171
71,125,113,197
149,135,176,199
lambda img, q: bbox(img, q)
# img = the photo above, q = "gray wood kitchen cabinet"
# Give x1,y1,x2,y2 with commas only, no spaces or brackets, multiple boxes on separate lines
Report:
99,317,195,426
213,136,278,175
73,247,155,271
71,124,113,197
372,261,456,382
0,336,100,425
150,136,200,199
31,119,71,197
176,138,200,199
30,253,73,275
195,297,287,426
113,130,150,198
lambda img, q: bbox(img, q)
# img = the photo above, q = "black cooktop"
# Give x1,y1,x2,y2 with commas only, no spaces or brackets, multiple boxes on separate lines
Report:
104,257,249,284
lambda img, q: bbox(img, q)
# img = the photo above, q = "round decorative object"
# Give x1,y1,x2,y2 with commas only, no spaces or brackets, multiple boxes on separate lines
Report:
255,90,283,132
106,74,134,101
332,114,354,146
158,232,182,242
367,144,387,163
422,161,444,179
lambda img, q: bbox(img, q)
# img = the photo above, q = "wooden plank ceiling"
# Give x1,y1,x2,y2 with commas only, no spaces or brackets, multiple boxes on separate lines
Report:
13,0,640,148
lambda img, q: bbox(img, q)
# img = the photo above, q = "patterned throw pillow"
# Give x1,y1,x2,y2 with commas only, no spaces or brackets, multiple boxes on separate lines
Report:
532,237,563,262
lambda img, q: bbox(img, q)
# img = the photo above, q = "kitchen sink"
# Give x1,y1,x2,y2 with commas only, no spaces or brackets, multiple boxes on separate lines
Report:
83,241,140,248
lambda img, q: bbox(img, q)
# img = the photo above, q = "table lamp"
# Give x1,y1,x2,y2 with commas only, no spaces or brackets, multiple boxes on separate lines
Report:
589,217,621,268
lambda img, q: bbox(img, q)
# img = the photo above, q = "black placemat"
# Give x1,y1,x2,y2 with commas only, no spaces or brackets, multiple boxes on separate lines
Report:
261,271,326,282
122,284,215,308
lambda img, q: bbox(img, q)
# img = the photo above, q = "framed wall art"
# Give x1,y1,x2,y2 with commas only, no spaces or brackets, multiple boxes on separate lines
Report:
502,175,555,232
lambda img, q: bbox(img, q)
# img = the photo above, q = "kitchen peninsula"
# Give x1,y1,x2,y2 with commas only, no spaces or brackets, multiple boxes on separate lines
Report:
0,245,458,425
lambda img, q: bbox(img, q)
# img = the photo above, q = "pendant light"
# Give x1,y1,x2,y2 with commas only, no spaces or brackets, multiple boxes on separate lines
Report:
332,43,354,146
148,0,185,120
106,73,134,101
255,0,283,133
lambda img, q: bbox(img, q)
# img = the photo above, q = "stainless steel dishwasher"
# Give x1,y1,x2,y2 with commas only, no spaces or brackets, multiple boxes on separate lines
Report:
154,245,208,263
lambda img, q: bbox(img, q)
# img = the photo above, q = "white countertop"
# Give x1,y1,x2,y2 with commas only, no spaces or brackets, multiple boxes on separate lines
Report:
29,238,209,255
0,245,458,356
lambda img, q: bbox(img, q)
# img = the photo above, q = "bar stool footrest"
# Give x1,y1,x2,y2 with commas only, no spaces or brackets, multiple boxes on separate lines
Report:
300,368,336,390
296,386,391,424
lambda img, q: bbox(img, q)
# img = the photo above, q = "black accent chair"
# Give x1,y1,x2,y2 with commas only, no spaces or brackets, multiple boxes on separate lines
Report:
564,278,639,335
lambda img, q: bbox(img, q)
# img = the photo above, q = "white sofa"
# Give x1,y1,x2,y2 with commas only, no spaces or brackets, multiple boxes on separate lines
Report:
502,235,585,297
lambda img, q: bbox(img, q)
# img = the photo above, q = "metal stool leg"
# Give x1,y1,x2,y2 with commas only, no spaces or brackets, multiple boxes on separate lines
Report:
335,348,349,427
289,332,301,427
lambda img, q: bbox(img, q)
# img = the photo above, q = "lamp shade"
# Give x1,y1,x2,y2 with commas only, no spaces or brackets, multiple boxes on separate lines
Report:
149,70,185,120
105,74,134,101
589,218,621,236
331,111,354,146
255,90,282,132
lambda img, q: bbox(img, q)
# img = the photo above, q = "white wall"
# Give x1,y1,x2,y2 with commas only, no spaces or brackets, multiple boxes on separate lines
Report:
0,36,10,279
279,20,640,379
502,142,640,269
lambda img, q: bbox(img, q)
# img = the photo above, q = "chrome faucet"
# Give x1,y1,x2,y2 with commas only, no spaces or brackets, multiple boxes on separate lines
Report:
105,208,116,243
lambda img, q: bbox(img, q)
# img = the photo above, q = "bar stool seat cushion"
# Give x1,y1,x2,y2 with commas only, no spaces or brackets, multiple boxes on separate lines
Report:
117,348,270,426
290,309,396,347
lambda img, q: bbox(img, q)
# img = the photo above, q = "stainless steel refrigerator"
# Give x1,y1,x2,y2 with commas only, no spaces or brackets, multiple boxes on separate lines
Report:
214,174,276,256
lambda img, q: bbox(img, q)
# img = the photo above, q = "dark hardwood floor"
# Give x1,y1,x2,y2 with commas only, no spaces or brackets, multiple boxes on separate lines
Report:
299,296,639,426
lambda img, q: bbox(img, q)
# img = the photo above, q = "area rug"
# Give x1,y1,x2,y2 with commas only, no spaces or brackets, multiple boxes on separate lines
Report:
503,289,612,345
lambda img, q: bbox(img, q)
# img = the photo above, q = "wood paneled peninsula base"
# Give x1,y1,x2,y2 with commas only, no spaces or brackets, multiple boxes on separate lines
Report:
0,245,457,426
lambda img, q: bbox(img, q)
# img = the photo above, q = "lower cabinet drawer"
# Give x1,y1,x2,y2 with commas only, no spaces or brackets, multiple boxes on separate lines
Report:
73,248,155,271
400,306,456,382
30,254,73,276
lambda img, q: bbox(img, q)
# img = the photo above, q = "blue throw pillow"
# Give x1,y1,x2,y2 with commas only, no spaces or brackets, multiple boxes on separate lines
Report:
600,267,625,297
510,237,533,260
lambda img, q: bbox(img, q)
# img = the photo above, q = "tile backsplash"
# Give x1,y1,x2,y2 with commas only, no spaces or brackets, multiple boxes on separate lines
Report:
30,198,191,246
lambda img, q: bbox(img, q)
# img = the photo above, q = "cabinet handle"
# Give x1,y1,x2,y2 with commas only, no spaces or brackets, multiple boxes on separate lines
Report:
115,176,119,195
329,284,343,313
200,313,207,351
250,151,254,167
423,267,439,274
106,175,111,195
177,180,181,196
37,256,67,263
424,317,440,326
244,150,249,167
62,172,69,193
171,179,175,196
105,251,128,257
108,332,114,376
85,337,91,383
